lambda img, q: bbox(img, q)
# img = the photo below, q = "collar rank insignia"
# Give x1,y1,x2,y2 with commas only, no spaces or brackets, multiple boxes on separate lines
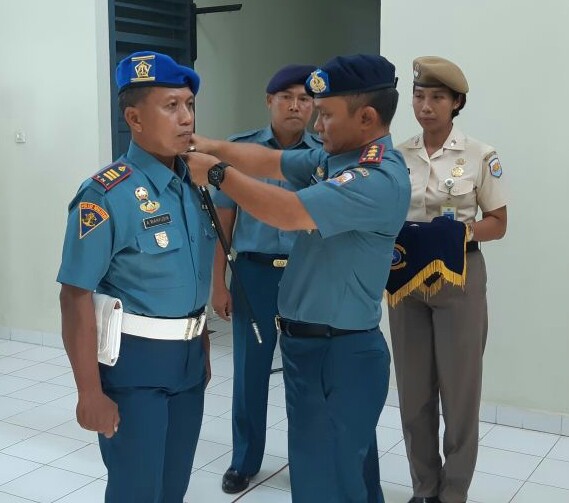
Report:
92,162,132,191
359,143,385,165
79,202,109,239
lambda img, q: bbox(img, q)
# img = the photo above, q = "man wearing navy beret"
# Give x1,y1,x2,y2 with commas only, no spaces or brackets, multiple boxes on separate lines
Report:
57,51,214,502
211,64,321,494
187,53,411,502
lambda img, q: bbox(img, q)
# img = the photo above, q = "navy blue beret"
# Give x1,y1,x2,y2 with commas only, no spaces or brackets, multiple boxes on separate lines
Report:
116,51,200,95
266,64,317,94
306,54,397,98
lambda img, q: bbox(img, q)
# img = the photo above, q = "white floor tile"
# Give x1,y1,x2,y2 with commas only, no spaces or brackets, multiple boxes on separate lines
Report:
271,418,287,432
478,421,495,439
263,428,288,459
7,383,74,405
10,363,70,381
209,345,233,361
379,453,413,487
0,465,94,503
184,470,239,502
54,479,106,503
193,440,232,470
200,450,234,475
198,417,233,446
210,355,234,378
376,426,404,452
548,436,569,462
0,376,37,396
479,424,560,457
238,484,291,502
266,404,287,428
206,378,233,398
528,458,569,490
45,372,76,389
378,405,403,430
48,420,98,444
211,334,233,348
50,444,106,478
467,470,524,503
45,393,78,412
259,464,290,492
0,491,36,502
4,404,74,430
0,358,37,375
267,386,286,407
511,481,569,502
14,347,65,363
0,422,39,450
476,445,542,480
0,453,40,485
0,397,38,421
204,394,232,417
381,481,413,503
0,342,36,357
45,355,71,368
2,432,86,464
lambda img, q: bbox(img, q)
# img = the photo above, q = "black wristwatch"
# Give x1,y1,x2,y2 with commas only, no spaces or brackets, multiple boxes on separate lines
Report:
207,161,230,190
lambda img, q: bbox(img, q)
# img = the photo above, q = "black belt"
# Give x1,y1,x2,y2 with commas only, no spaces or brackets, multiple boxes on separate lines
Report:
466,241,479,253
238,252,288,268
275,316,369,338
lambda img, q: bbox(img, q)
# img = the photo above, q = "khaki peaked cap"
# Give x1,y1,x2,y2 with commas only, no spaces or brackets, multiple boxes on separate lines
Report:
412,56,469,94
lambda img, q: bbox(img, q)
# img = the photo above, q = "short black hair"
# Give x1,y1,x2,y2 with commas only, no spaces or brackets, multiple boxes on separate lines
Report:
118,87,153,113
345,87,399,126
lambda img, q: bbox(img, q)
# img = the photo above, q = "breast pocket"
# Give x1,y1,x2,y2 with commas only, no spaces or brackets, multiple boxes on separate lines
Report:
135,227,185,288
437,179,474,197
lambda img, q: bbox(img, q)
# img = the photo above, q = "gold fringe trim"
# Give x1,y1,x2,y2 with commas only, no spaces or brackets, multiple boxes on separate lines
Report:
386,236,468,308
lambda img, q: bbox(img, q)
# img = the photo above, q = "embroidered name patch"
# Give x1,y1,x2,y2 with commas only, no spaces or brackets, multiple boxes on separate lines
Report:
79,202,109,239
327,171,355,186
143,213,172,229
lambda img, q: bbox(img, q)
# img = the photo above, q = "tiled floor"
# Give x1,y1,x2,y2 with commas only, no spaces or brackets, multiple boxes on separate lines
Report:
0,319,568,502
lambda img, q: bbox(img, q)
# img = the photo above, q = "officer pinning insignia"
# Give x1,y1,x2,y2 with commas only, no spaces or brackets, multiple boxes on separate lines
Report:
134,187,149,201
328,171,355,186
143,213,172,230
451,166,464,177
308,69,329,94
140,200,161,214
154,231,169,248
354,167,370,177
79,202,109,239
359,143,385,164
92,162,132,191
489,156,503,178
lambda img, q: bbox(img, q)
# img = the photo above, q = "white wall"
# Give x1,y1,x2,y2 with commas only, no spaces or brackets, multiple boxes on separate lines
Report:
380,0,569,415
0,0,111,341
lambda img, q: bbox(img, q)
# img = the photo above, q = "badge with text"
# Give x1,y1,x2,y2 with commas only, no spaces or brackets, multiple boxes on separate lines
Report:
143,213,172,229
79,202,109,239
441,206,457,220
154,231,169,248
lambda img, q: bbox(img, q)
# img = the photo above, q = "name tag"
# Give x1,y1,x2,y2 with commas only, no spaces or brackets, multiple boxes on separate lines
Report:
440,206,456,220
143,213,172,229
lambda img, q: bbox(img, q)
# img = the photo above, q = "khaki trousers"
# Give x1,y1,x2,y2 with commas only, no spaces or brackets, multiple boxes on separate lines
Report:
388,250,488,503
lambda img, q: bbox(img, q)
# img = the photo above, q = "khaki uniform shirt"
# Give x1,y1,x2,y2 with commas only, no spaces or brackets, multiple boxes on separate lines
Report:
398,126,507,223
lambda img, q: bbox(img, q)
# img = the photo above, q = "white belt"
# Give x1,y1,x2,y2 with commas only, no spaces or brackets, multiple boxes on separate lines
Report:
121,309,207,341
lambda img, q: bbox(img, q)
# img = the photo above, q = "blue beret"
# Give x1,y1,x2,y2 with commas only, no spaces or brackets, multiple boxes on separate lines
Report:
116,51,200,95
266,64,317,94
306,54,397,98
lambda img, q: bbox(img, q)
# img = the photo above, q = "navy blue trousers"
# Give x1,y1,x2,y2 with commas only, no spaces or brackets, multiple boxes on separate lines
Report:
229,255,283,475
99,334,205,503
281,328,390,503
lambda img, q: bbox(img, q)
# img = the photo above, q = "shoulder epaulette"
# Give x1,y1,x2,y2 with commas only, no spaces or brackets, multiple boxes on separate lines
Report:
228,129,263,142
359,143,385,165
92,161,132,191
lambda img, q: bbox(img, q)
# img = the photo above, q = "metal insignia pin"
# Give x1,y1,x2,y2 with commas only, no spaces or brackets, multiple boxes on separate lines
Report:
450,139,457,147
135,187,149,201
456,158,465,165
154,231,169,248
444,178,455,189
451,166,464,177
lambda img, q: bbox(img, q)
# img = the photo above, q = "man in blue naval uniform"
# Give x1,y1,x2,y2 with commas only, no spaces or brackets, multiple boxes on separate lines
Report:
186,54,411,503
57,51,215,502
211,64,321,494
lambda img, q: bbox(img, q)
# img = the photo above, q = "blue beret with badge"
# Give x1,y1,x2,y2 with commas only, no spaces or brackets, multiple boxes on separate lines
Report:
116,51,200,95
306,54,397,98
266,64,317,94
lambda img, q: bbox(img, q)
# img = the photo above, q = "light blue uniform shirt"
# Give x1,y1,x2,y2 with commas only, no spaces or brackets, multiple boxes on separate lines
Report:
213,126,321,254
57,141,216,317
278,135,411,329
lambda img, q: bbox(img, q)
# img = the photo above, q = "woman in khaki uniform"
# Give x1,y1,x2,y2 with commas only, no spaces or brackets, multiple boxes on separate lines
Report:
389,56,507,503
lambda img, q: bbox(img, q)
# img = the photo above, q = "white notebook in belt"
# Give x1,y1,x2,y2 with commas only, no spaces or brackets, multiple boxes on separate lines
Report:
92,293,123,366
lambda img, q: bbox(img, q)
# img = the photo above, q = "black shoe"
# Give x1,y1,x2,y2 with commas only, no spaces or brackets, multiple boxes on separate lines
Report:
221,468,250,494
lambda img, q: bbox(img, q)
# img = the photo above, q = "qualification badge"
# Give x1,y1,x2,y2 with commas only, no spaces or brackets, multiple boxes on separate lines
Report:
79,202,109,239
140,200,161,214
134,187,149,201
451,166,464,177
154,231,169,248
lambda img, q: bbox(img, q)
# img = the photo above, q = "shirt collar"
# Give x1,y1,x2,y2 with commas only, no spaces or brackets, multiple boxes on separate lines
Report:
327,135,393,178
126,141,188,194
405,124,466,152
258,125,317,150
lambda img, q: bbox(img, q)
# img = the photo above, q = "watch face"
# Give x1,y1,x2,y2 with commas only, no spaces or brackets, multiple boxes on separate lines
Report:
208,164,226,188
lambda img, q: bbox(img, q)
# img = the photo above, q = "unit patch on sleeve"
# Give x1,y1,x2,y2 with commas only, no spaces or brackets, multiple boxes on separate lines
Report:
359,143,385,164
79,202,109,239
488,156,503,178
327,171,355,186
92,162,133,191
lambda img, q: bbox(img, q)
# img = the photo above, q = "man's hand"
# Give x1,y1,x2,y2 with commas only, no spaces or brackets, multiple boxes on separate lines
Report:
77,390,120,439
184,152,222,187
188,133,218,155
212,285,233,321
